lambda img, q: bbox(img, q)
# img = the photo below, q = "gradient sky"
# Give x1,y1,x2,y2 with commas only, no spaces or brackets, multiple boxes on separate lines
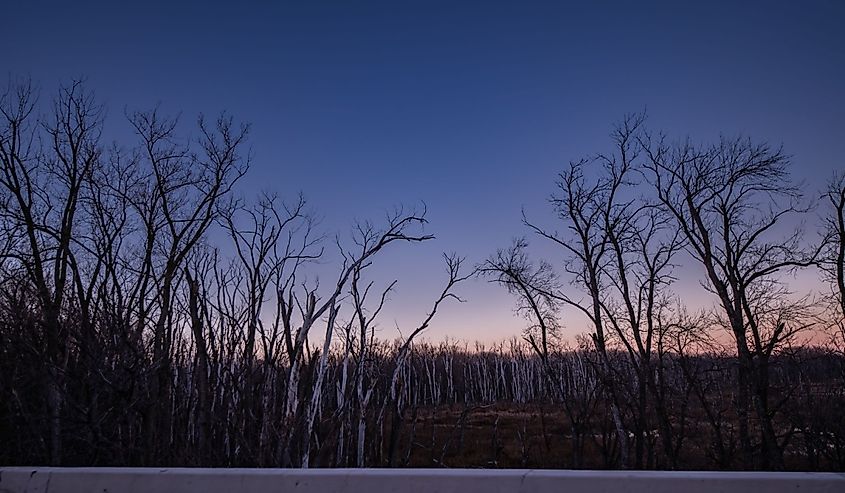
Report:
3,1,844,343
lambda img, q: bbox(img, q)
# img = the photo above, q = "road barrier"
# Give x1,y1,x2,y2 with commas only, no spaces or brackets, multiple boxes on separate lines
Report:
1,467,843,493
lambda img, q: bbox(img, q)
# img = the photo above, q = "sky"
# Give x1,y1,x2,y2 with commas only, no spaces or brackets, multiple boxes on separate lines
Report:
3,0,844,344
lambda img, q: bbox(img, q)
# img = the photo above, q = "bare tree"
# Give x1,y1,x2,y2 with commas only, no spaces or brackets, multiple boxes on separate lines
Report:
642,133,821,468
122,107,249,464
278,207,433,466
483,114,689,468
822,173,845,352
0,78,103,464
382,253,474,466
3,79,843,471
217,193,320,463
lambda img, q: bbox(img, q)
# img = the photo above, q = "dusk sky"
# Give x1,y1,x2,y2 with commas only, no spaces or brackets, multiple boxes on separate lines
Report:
4,1,844,343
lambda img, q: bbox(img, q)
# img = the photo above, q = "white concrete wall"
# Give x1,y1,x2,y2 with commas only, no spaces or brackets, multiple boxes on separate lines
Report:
1,468,843,493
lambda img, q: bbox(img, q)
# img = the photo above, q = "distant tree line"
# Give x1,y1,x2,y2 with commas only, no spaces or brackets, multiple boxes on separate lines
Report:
0,81,843,470
482,113,845,470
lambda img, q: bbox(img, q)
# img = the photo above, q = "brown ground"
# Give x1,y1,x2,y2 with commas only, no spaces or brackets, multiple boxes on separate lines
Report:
393,402,843,470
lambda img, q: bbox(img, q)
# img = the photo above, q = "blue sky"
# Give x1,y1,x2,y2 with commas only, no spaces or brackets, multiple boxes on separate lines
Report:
4,1,844,342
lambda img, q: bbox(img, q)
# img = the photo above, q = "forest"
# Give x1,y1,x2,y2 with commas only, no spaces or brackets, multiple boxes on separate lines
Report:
1,79,843,471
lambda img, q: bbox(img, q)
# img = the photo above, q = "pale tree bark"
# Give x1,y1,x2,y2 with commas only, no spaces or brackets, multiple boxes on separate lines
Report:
382,253,474,466
274,207,433,466
126,108,249,464
220,193,319,463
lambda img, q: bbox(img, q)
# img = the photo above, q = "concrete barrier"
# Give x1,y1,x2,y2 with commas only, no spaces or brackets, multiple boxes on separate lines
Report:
1,468,843,493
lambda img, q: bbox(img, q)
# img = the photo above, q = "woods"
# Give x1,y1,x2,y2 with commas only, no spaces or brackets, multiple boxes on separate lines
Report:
1,81,843,470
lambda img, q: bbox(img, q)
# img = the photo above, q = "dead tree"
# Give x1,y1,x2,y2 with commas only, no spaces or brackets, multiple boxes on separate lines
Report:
586,115,684,468
483,115,664,468
822,173,845,352
277,207,433,466
481,239,613,467
219,193,319,464
0,79,103,464
382,253,474,466
642,133,820,469
125,108,249,464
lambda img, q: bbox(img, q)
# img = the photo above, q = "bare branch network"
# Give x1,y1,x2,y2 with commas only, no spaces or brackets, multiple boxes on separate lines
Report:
1,82,843,470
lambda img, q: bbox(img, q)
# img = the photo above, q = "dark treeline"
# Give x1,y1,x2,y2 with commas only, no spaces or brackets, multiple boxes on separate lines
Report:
0,81,843,470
